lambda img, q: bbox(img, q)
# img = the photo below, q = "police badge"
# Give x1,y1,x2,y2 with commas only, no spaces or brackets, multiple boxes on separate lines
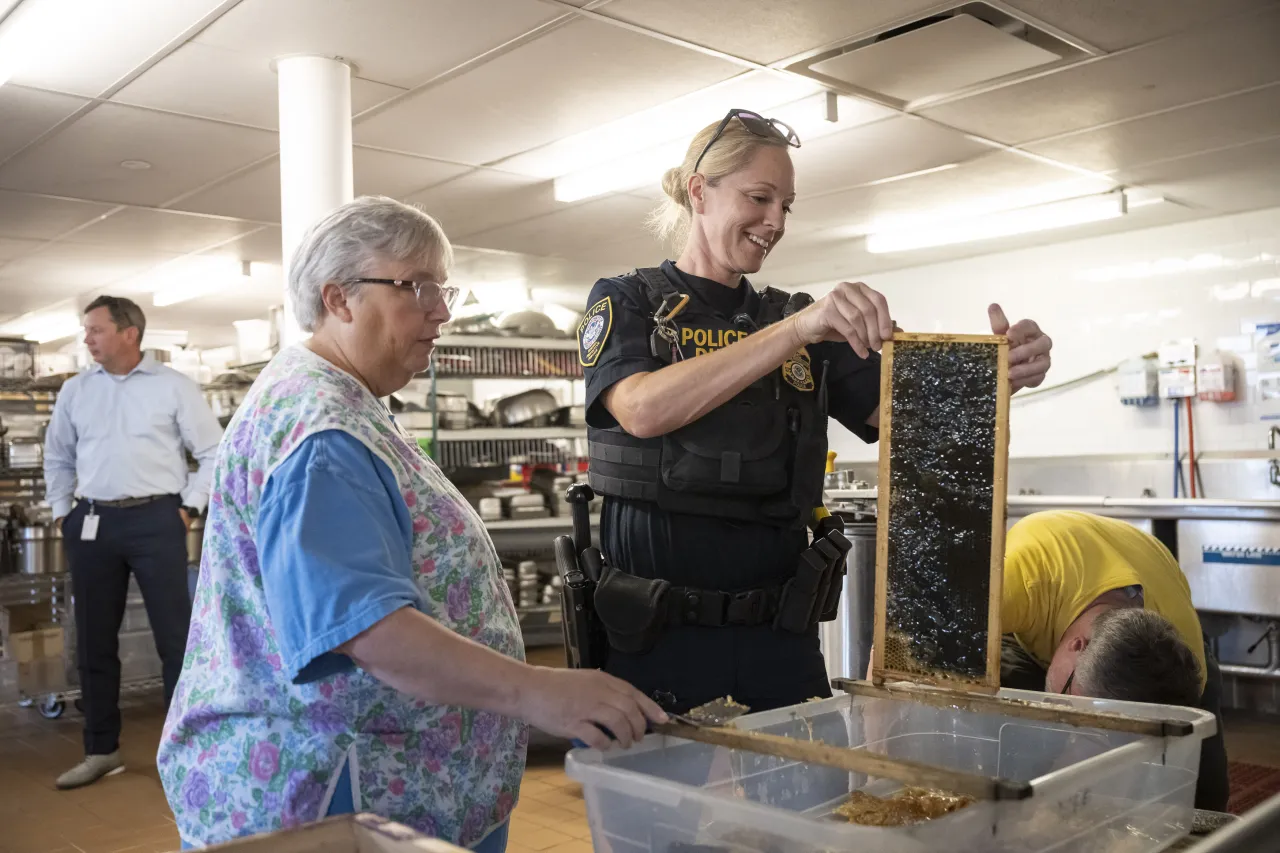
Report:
782,347,815,391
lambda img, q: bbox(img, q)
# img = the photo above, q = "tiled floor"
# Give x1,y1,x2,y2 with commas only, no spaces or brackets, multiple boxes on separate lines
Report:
0,694,591,853
2,695,1279,853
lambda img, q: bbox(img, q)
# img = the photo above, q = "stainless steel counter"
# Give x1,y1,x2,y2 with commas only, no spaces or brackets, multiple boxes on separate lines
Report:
826,491,1280,522
823,491,1280,693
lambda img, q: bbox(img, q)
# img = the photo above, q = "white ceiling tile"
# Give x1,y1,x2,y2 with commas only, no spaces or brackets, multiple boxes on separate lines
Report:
353,148,472,199
354,17,742,164
0,236,45,264
172,159,281,222
194,0,562,89
113,41,405,130
172,148,471,230
1022,84,1280,173
449,246,614,291
788,151,1116,234
0,285,83,323
0,241,183,291
565,234,668,270
0,103,279,207
492,71,855,181
0,191,117,241
10,0,231,97
119,263,288,321
0,86,90,164
917,7,1280,145
1003,0,1280,52
405,169,561,239
791,116,994,200
59,207,263,254
599,0,946,64
462,193,657,260
1119,135,1280,214
200,226,285,266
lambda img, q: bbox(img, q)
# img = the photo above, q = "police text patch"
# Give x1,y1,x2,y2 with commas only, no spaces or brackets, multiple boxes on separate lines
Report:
578,296,613,367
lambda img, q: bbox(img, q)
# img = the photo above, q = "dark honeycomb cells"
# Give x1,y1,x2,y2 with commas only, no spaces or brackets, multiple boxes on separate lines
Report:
884,342,999,680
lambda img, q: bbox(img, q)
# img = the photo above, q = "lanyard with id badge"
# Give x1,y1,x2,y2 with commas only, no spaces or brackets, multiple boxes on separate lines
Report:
81,503,100,540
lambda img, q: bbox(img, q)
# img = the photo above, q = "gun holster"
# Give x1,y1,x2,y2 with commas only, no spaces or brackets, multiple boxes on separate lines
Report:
593,566,672,655
554,535,608,669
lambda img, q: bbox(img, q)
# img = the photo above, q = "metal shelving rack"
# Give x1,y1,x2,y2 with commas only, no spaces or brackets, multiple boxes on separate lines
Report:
420,335,585,472
418,335,586,649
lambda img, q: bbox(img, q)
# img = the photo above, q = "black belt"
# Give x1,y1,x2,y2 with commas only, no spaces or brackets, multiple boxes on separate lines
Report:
665,585,783,628
80,494,175,508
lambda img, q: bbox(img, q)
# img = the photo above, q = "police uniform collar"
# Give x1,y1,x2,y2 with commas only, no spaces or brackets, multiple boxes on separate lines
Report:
659,260,758,318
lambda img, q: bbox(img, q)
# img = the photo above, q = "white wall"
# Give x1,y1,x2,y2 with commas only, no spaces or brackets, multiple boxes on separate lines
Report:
807,207,1280,463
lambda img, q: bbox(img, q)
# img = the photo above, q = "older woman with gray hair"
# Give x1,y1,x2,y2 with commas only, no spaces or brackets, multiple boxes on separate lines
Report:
157,196,665,850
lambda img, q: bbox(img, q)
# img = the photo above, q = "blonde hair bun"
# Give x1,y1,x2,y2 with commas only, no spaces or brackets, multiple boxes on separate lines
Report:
646,115,791,249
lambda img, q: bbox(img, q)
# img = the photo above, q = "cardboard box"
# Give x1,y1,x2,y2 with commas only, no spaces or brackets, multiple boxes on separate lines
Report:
6,627,65,663
18,656,67,695
198,813,469,853
0,658,18,704
0,602,60,641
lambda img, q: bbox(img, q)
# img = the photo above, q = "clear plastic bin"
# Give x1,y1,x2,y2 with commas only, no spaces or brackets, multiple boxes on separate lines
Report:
566,689,1215,853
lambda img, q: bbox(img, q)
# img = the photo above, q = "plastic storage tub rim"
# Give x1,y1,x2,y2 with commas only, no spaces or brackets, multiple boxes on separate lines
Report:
565,689,1216,852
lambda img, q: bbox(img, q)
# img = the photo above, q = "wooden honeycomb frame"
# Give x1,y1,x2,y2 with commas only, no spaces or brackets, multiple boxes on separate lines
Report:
872,332,1010,694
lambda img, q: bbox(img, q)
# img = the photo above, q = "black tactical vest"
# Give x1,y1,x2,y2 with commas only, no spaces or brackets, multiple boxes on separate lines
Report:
587,268,828,529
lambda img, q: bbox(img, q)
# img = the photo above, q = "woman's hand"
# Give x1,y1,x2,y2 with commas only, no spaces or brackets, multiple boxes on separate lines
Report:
514,666,668,750
988,304,1052,392
791,281,894,359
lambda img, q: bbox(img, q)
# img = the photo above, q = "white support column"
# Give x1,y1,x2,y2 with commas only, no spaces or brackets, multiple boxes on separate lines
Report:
276,55,354,346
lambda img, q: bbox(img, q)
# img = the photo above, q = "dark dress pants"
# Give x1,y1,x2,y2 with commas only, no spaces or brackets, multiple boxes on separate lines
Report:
63,497,192,755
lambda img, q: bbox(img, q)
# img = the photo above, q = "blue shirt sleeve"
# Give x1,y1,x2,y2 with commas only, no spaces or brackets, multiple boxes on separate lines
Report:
258,429,421,684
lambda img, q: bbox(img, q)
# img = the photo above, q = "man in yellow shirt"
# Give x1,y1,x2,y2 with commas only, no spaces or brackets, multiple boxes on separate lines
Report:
1001,510,1228,810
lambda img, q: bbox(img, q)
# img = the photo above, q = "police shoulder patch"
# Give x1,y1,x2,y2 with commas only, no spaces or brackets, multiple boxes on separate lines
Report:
578,296,613,367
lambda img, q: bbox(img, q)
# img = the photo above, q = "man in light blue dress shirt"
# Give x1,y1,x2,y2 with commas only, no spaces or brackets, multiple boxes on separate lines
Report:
43,296,222,790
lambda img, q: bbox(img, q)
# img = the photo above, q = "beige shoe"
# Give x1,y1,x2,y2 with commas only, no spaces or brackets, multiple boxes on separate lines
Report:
55,752,124,790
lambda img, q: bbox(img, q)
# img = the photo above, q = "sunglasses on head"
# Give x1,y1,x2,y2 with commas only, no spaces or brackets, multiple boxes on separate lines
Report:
692,108,802,175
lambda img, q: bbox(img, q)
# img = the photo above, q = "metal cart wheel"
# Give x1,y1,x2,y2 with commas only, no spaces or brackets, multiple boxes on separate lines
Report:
37,696,65,719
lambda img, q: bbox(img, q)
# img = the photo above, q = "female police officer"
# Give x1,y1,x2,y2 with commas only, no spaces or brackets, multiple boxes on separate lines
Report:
577,109,1053,715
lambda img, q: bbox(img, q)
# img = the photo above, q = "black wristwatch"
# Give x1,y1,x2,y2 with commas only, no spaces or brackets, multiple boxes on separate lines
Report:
182,505,202,520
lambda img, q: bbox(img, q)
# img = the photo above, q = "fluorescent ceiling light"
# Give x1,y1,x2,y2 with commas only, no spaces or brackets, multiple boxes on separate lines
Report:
547,84,893,203
0,0,73,87
554,140,685,203
505,71,824,180
151,259,255,307
141,259,273,308
866,163,960,186
1,310,82,343
865,190,1129,254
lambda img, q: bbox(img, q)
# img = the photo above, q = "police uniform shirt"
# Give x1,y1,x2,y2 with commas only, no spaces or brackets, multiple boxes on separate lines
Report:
581,259,881,600
579,261,881,710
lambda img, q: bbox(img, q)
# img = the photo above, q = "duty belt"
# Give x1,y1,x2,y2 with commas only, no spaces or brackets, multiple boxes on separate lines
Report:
665,585,783,628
